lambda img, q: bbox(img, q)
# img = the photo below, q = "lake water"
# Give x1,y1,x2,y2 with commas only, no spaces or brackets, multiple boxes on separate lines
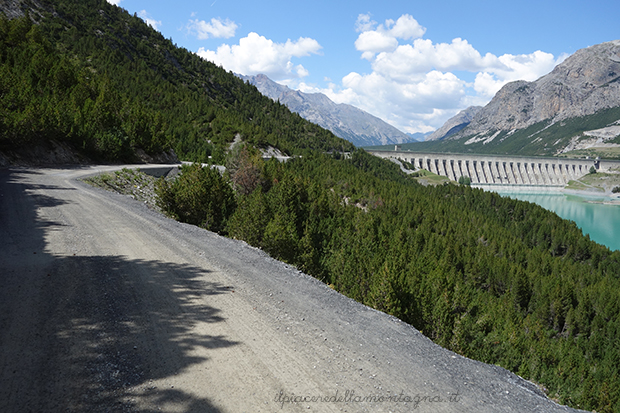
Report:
495,191,620,252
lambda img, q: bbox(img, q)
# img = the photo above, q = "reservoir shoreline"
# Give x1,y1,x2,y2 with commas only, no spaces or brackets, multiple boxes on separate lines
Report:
493,187,620,251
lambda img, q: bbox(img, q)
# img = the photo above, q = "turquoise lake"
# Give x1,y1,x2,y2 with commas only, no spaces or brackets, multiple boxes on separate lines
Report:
496,191,620,252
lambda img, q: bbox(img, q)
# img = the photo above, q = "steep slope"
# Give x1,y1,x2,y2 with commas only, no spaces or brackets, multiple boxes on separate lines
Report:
425,106,482,141
1,165,588,413
468,40,620,133
0,0,352,164
4,2,620,411
241,74,413,146
426,40,620,156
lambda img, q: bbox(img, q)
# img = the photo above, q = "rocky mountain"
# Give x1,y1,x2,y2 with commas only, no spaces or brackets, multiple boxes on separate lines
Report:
436,40,620,156
425,106,482,141
240,74,413,147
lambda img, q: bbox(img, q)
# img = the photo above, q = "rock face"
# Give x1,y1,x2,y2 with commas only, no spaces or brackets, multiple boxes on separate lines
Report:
241,74,413,147
0,0,50,20
450,40,620,139
426,106,482,141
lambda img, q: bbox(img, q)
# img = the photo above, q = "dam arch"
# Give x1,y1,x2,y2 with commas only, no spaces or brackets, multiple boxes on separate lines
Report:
368,150,620,188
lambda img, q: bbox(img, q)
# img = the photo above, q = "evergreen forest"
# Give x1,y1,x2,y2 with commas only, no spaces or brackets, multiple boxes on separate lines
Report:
3,1,620,411
0,1,350,161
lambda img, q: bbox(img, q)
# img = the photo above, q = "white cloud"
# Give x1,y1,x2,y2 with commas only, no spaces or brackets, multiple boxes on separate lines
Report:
138,10,161,31
322,70,467,133
194,13,562,134
355,14,376,33
354,14,425,60
187,17,237,40
355,31,398,58
197,32,322,81
385,14,426,40
355,13,425,39
323,15,562,133
369,38,499,81
106,0,121,5
470,51,559,97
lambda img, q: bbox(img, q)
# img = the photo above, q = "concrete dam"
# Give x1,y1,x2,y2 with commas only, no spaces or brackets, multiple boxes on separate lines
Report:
368,150,620,188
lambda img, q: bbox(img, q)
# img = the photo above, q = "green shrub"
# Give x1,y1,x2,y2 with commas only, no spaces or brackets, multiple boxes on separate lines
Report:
227,188,269,246
94,128,133,161
156,164,235,233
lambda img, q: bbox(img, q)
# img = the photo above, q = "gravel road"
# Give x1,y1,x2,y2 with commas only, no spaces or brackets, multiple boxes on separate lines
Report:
0,165,587,413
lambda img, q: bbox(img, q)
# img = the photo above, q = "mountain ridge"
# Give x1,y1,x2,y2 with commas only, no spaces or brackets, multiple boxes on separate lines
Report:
240,74,415,147
435,40,620,156
0,0,352,163
426,106,483,141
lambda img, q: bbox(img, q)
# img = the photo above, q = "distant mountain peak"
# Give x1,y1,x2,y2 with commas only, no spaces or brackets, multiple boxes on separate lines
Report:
428,40,620,156
453,40,620,139
240,74,415,147
426,106,482,141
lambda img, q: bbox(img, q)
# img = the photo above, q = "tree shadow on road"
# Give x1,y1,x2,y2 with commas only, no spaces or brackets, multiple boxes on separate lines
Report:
1,169,237,412
47,255,237,413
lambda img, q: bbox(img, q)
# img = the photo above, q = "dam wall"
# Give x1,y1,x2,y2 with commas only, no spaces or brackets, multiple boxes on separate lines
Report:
368,151,620,187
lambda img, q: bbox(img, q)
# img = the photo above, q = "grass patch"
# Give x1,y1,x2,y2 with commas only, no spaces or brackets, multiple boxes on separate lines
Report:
559,146,620,160
565,180,589,190
411,169,452,186
565,171,620,193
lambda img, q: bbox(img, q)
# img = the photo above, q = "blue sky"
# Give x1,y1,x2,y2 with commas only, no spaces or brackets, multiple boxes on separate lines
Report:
107,0,618,134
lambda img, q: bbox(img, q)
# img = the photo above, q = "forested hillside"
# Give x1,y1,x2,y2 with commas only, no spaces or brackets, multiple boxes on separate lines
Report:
157,150,620,412
0,0,351,162
3,1,620,411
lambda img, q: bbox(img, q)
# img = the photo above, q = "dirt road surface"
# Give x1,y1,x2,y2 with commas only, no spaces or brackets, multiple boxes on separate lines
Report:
0,165,585,412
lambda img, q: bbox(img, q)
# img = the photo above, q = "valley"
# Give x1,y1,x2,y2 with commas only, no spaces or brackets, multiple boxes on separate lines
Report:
2,1,620,411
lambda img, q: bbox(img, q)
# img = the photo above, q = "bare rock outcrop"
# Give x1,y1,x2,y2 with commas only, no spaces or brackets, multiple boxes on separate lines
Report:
451,40,620,139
